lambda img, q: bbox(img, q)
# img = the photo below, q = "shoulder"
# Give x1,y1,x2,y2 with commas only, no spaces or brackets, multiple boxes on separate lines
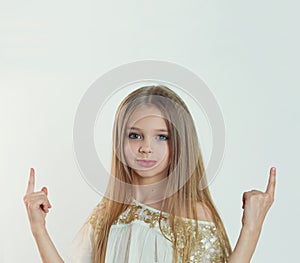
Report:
178,201,214,221
195,202,214,222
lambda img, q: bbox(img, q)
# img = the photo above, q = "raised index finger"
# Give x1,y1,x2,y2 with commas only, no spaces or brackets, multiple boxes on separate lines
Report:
26,168,35,194
265,167,276,197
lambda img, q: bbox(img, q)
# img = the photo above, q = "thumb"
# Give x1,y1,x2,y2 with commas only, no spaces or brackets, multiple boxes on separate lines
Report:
41,187,52,208
41,186,48,195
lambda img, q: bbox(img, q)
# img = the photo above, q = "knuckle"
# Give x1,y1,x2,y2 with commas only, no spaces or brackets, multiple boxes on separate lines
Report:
267,194,274,204
250,193,261,201
264,193,271,200
27,203,34,210
258,195,265,201
248,195,256,201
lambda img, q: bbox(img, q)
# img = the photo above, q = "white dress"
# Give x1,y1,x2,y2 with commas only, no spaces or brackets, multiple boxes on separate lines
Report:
68,199,224,263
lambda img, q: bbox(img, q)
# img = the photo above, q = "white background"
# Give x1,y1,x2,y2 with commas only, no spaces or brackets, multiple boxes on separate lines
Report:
1,1,299,262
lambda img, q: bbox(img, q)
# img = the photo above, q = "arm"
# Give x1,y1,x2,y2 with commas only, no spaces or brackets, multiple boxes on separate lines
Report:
228,167,276,263
228,226,261,263
32,228,64,263
23,168,64,263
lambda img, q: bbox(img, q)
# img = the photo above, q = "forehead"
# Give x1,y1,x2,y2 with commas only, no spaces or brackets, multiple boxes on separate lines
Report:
127,105,167,126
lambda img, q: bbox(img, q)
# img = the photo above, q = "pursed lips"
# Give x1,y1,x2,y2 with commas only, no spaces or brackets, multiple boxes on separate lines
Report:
136,159,157,167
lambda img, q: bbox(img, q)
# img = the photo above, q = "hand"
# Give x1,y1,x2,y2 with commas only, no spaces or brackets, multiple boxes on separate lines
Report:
241,167,276,232
23,168,52,233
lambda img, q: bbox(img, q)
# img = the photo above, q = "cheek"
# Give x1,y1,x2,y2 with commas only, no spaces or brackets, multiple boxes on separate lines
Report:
156,144,169,159
123,141,135,161
155,142,169,157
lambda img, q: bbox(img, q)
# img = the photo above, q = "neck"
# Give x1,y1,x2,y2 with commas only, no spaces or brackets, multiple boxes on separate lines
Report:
131,172,168,205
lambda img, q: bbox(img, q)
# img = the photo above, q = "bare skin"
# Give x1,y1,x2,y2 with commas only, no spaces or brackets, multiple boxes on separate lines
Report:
23,168,64,263
228,167,276,263
23,167,276,263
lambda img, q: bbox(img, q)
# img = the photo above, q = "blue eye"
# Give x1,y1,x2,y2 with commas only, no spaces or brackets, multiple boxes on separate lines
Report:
128,133,141,139
157,135,169,141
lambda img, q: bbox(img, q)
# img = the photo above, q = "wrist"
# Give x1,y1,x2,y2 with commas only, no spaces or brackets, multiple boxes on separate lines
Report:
241,224,262,236
31,225,47,237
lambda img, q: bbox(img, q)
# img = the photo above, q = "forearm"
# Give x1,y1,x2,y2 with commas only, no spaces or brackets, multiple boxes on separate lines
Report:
32,227,65,263
228,226,261,263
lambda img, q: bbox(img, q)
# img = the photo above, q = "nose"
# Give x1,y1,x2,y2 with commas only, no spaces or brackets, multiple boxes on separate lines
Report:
138,138,153,153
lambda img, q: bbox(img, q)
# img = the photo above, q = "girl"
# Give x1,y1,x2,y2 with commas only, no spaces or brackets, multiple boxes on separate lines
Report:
24,85,276,263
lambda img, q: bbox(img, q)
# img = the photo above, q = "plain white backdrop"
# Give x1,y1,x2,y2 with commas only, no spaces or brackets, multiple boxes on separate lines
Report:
1,0,299,262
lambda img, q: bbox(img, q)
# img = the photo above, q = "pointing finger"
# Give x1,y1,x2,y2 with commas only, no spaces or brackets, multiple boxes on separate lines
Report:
26,168,35,194
265,167,276,197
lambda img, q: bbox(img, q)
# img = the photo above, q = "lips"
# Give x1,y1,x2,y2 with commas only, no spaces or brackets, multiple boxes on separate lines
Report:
136,159,157,168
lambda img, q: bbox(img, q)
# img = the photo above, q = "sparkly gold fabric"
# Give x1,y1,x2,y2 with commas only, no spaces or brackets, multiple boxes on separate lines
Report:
112,200,225,262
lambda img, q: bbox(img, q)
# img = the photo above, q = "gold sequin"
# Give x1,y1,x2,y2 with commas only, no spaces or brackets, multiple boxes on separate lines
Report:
112,200,225,262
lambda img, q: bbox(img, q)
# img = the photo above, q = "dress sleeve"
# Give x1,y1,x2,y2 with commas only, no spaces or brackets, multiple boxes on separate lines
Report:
67,222,94,263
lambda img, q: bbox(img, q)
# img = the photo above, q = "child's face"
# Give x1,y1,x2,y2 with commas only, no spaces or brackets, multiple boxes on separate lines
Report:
124,105,170,184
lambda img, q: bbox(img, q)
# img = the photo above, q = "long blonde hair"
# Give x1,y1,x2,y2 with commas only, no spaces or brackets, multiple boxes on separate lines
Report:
85,85,232,262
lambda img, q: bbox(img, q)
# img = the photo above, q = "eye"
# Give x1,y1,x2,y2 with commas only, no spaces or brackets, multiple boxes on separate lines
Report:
156,134,169,141
128,132,141,139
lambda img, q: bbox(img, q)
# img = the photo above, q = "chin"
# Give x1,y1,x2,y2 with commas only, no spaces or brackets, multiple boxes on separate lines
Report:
133,170,156,177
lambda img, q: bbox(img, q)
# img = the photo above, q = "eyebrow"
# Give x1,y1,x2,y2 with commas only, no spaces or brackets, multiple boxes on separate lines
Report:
127,126,169,132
